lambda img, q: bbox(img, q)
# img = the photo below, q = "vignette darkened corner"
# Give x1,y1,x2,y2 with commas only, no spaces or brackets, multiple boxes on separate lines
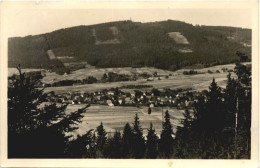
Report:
8,10,252,159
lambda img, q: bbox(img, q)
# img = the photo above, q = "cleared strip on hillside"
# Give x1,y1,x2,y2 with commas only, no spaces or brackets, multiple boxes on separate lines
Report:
92,28,121,45
46,50,56,60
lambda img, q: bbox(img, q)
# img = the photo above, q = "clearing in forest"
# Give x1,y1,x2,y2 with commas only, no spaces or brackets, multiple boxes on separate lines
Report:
168,32,189,44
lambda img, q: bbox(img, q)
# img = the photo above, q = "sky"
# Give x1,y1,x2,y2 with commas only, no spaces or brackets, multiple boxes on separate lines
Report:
7,8,252,37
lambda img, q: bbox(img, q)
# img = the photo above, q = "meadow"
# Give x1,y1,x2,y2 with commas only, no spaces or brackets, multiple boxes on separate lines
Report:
65,104,184,138
8,63,245,94
41,63,244,94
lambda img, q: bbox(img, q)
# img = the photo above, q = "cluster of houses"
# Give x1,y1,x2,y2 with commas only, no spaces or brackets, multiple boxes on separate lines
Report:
46,87,202,109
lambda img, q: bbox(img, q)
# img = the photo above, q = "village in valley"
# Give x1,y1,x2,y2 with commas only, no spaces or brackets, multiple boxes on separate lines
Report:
19,62,243,137
33,63,240,109
9,58,250,137
6,10,253,159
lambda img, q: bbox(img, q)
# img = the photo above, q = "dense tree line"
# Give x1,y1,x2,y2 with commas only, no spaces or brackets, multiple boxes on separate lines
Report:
44,76,98,87
120,85,152,89
183,69,198,75
102,72,132,82
45,71,137,88
8,63,251,158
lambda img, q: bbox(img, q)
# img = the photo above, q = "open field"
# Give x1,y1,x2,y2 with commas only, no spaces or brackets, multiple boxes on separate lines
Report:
43,63,251,94
43,74,226,94
8,62,250,94
65,104,184,138
41,66,173,84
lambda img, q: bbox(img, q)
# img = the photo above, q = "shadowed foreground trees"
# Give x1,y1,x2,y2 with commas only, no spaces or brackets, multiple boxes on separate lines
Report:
174,63,251,159
8,66,92,158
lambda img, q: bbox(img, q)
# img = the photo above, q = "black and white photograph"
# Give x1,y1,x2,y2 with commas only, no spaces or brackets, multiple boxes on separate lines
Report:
0,1,258,167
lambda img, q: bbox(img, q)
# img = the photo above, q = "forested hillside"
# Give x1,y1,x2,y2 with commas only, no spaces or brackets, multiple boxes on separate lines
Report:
8,20,251,71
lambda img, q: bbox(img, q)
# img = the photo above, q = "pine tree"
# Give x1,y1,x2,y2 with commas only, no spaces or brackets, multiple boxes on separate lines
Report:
234,63,251,86
173,65,251,159
193,94,207,122
8,66,65,157
146,123,158,158
182,108,192,129
225,73,237,113
223,72,238,150
174,108,196,158
208,78,222,105
133,113,143,136
200,79,226,157
206,78,225,131
159,110,174,158
102,73,108,81
132,113,145,158
96,122,107,155
233,63,251,158
65,129,95,158
104,131,122,158
194,78,236,158
8,66,90,158
8,66,51,134
122,123,134,158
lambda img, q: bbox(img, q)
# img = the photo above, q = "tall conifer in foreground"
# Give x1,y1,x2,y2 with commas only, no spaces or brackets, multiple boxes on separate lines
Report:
8,66,90,158
132,113,145,158
159,110,174,158
96,122,107,156
104,131,122,158
146,123,158,158
122,123,134,158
